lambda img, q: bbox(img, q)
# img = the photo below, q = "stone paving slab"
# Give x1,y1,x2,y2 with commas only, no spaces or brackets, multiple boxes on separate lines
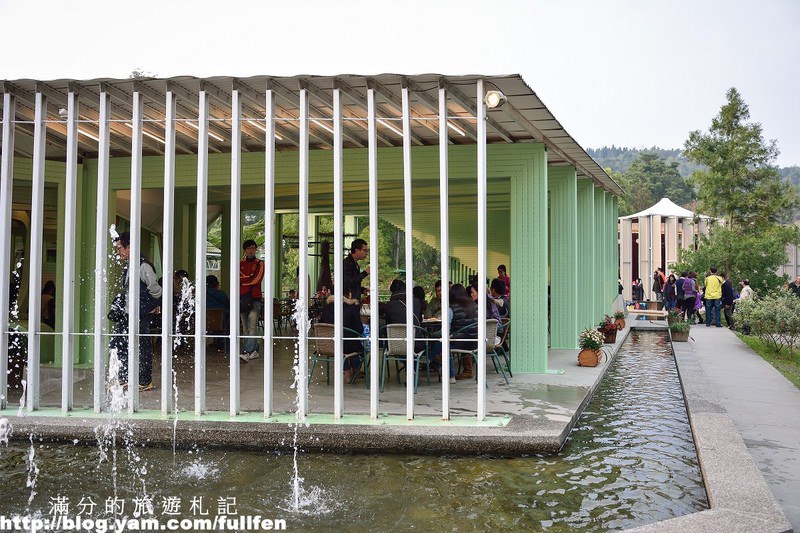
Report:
651,333,794,533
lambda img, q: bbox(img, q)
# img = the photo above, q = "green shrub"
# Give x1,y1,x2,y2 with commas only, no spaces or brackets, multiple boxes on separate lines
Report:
736,291,800,354
669,321,691,333
613,310,626,319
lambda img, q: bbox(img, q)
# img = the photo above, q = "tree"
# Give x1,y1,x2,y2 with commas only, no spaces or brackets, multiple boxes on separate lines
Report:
684,87,798,230
615,153,695,216
676,88,800,292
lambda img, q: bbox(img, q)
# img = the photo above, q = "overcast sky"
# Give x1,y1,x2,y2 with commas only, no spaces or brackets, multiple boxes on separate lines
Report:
2,0,798,166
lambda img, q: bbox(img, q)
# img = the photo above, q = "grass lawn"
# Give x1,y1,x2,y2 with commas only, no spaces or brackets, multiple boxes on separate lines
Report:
738,334,800,390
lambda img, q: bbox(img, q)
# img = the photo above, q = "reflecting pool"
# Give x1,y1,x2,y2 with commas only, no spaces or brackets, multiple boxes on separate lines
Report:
0,331,706,530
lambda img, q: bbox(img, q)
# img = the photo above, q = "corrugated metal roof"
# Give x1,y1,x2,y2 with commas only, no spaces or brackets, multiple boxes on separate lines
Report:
0,73,621,194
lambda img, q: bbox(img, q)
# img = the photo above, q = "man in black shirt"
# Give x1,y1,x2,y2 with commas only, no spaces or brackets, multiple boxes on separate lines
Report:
343,238,370,301
789,275,800,298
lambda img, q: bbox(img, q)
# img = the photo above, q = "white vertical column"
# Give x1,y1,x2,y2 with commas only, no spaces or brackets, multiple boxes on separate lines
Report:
438,86,450,420
401,86,414,420
263,88,275,417
93,91,110,413
229,89,242,416
0,93,15,409
620,218,633,301
128,91,144,413
367,88,379,419
476,80,487,421
194,91,209,415
27,91,47,411
332,88,344,418
161,91,176,415
61,89,79,412
298,89,310,419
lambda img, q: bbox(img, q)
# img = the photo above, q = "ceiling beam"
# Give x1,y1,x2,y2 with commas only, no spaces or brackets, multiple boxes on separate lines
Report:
397,76,478,143
437,77,515,143
265,78,333,149
365,77,444,142
298,78,368,148
332,78,395,147
231,79,299,148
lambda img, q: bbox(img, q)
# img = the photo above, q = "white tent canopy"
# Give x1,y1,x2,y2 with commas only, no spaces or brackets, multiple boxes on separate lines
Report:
620,197,711,220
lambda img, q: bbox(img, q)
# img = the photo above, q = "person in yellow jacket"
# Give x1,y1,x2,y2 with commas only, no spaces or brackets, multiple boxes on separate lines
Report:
704,267,724,327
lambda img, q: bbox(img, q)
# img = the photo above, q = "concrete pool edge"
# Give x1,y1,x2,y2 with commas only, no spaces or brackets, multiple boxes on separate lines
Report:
626,335,793,533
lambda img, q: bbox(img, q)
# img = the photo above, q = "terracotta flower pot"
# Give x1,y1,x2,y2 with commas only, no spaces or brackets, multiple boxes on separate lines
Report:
600,328,617,344
671,330,690,342
615,318,625,330
578,348,602,367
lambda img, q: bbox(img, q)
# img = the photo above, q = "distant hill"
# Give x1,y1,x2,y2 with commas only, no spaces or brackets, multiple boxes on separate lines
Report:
586,146,703,178
587,146,798,183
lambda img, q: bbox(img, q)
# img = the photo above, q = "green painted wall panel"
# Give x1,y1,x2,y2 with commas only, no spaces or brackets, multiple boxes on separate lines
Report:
593,187,605,321
576,180,595,331
510,144,548,372
548,166,578,349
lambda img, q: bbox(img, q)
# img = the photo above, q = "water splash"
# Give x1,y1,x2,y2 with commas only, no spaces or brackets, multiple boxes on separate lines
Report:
25,434,39,507
0,417,11,446
181,458,220,480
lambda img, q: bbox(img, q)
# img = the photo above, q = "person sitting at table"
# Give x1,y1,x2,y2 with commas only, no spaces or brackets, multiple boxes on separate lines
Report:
469,278,501,324
450,283,479,381
319,287,364,383
384,279,424,326
490,278,511,318
413,285,427,317
425,280,443,319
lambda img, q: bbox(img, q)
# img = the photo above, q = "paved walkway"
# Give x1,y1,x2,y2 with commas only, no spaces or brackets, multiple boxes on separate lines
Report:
690,326,800,529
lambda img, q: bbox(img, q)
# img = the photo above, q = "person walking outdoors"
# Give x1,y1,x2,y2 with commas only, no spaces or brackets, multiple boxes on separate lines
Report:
721,272,735,329
664,274,678,311
239,239,265,362
109,231,162,391
652,268,666,301
789,275,800,298
681,272,699,324
704,267,724,327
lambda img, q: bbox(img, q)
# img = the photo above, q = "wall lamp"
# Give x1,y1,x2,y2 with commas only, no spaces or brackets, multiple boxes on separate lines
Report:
484,90,507,109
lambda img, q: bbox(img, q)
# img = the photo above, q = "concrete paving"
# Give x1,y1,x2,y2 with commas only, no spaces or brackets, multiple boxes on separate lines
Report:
686,326,800,530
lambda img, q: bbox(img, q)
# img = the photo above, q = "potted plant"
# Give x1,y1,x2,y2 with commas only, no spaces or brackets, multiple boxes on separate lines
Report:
666,308,681,326
670,320,691,342
597,315,618,344
577,328,605,367
613,310,626,330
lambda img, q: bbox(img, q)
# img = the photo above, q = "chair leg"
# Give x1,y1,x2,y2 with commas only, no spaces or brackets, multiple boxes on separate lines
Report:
500,347,513,377
413,357,420,393
380,352,387,392
325,359,331,386
492,350,509,385
308,356,316,385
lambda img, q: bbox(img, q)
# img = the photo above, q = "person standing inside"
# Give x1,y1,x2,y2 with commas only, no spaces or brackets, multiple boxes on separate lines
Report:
703,267,724,327
239,239,265,362
343,238,370,302
110,231,162,391
497,265,511,298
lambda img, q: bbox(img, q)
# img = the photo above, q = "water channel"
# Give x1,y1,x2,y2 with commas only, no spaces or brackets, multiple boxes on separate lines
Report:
0,331,707,530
